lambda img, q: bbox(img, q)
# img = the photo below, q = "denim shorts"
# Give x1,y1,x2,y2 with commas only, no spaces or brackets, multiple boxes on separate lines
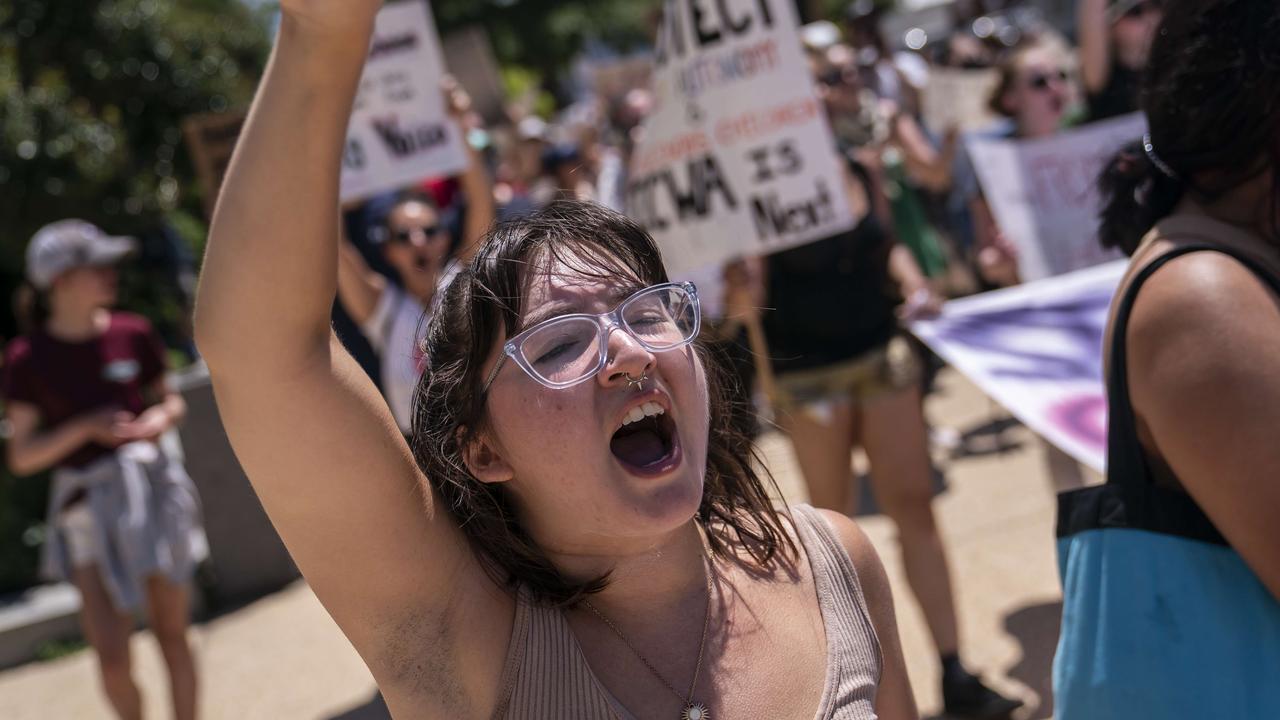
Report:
775,335,921,420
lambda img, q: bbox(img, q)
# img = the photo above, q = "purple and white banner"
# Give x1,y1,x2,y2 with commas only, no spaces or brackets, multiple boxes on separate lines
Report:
910,261,1129,473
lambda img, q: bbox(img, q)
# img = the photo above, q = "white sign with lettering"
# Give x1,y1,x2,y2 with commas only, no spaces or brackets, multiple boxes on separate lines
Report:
340,1,468,202
626,0,857,276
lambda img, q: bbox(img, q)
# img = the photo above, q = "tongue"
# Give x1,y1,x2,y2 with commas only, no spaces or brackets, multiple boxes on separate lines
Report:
610,428,667,468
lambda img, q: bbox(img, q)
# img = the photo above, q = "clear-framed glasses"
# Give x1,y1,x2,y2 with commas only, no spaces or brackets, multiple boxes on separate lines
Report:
481,282,701,394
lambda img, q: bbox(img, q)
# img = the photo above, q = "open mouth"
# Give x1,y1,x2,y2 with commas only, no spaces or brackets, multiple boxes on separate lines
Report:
609,401,681,476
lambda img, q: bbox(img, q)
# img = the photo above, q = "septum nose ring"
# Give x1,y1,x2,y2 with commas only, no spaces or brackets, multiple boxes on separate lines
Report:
624,372,649,390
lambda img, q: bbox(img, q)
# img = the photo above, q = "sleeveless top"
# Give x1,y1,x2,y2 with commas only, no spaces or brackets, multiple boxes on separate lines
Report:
1053,216,1280,718
763,180,899,376
1064,216,1280,543
492,505,882,719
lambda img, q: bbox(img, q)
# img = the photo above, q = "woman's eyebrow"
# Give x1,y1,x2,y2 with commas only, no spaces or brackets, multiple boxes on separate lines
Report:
516,283,647,332
518,303,579,332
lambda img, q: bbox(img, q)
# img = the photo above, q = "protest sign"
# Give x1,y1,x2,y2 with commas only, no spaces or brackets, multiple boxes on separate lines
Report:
625,0,858,276
441,26,507,126
965,112,1144,280
340,0,468,203
182,111,247,218
921,67,1000,136
910,260,1128,473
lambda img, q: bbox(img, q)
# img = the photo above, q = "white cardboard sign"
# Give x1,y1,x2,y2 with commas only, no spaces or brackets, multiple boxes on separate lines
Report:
625,0,858,276
965,113,1145,280
921,67,1001,136
340,1,468,203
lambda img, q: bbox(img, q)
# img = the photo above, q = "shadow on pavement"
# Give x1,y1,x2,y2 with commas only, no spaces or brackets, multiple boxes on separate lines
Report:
951,415,1026,460
327,691,390,720
1003,600,1063,720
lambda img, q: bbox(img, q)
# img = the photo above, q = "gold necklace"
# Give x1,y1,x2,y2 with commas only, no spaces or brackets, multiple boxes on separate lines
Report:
581,555,714,720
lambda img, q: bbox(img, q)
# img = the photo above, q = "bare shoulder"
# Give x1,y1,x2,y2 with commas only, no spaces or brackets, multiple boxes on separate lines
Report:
1126,248,1280,382
808,509,895,619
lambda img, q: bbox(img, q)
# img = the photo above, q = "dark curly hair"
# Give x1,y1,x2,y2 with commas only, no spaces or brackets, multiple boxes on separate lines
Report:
1098,0,1280,254
410,200,795,606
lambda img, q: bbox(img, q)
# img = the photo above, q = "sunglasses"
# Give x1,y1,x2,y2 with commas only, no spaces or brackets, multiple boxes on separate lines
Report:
1027,69,1069,91
391,225,445,244
818,68,856,87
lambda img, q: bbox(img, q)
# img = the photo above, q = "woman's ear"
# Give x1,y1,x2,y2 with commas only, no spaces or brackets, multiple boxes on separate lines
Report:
460,428,515,485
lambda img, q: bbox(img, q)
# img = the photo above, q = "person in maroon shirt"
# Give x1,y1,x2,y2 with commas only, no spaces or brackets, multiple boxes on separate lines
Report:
3,220,205,720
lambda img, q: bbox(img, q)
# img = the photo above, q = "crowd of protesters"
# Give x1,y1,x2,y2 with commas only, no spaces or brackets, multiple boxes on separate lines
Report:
7,0,1280,718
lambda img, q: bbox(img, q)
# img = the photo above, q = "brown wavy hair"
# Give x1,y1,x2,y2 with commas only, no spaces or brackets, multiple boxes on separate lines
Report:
410,200,795,606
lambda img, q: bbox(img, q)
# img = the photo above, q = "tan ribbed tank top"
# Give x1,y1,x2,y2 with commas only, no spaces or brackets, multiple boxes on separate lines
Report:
491,505,883,719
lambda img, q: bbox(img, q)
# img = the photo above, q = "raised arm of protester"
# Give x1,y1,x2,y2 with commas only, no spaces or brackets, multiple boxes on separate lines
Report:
445,76,495,266
891,112,958,194
335,228,385,327
848,147,942,316
1077,0,1112,95
193,6,506,715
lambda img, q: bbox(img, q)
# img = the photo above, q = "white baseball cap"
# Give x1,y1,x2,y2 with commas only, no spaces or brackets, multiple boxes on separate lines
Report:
26,220,138,289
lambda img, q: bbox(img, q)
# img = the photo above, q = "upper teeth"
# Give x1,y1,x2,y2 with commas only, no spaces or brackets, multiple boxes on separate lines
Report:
621,402,665,428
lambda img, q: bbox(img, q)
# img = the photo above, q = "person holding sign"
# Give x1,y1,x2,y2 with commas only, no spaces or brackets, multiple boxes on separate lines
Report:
753,154,1022,719
194,3,917,719
1077,0,1162,122
336,78,495,434
961,42,1074,288
1055,1,1280,717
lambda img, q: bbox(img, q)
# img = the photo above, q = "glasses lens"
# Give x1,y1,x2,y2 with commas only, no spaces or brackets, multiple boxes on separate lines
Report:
623,286,698,350
519,317,602,386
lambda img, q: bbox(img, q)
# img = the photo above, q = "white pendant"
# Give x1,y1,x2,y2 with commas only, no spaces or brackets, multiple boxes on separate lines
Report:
682,704,710,720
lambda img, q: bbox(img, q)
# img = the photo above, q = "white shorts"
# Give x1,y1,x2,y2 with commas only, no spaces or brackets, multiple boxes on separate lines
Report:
56,503,99,569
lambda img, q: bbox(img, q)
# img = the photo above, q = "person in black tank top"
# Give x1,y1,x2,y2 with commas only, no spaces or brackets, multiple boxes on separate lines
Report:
756,157,1023,718
763,176,898,376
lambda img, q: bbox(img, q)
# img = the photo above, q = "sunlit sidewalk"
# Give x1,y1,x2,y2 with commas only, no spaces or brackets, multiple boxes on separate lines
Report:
0,369,1066,719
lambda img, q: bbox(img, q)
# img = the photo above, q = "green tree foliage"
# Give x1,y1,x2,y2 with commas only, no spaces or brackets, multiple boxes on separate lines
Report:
432,0,661,104
0,0,271,341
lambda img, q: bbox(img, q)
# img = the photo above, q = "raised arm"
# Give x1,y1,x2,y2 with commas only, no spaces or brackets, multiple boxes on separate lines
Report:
192,5,505,710
892,114,957,194
444,78,495,266
336,231,386,327
1078,0,1112,95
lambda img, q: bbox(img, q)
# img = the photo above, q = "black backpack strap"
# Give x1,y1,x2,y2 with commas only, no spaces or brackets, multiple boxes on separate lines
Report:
1106,243,1280,486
